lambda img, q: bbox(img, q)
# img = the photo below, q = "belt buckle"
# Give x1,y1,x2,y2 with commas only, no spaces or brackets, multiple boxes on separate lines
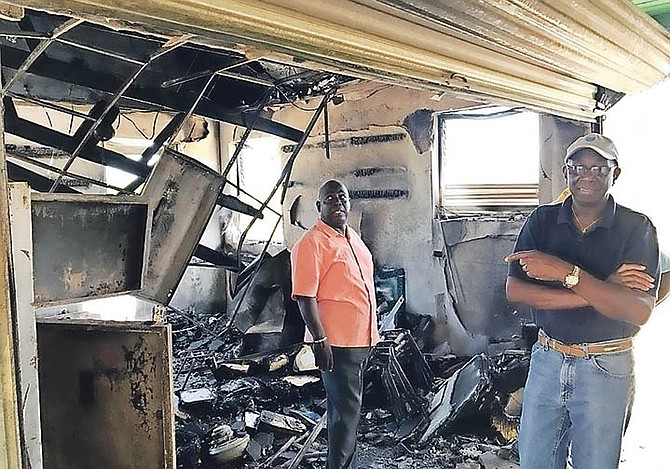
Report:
581,343,590,359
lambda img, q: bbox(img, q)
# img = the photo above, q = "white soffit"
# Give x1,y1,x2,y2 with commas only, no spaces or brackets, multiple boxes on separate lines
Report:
13,0,670,121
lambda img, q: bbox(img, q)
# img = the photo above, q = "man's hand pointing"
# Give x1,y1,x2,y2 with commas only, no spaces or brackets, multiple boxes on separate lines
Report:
505,250,573,282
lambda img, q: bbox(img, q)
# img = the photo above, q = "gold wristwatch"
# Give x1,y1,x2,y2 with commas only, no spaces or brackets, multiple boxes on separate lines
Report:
563,265,581,289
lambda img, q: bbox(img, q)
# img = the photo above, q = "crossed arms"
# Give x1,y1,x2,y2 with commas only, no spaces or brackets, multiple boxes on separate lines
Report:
505,250,657,326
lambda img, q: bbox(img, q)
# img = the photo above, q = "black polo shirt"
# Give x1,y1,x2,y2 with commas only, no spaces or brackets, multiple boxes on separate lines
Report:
508,195,660,343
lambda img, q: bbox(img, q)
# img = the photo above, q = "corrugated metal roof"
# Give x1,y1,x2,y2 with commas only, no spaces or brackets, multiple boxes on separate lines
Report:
10,0,670,121
634,0,670,16
633,0,670,28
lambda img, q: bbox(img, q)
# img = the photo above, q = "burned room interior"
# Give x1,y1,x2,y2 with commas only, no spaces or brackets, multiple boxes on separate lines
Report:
1,1,670,469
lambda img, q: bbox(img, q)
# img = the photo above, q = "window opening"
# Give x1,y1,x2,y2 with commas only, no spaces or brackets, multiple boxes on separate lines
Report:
439,108,539,215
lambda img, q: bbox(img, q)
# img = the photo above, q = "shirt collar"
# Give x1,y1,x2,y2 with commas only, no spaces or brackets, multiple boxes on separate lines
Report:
557,194,616,229
315,218,349,239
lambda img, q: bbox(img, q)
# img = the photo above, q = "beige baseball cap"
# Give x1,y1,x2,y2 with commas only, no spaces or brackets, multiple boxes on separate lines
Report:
565,133,619,164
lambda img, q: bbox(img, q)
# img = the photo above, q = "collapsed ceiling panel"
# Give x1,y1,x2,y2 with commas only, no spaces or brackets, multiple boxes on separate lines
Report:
139,148,226,304
10,0,670,121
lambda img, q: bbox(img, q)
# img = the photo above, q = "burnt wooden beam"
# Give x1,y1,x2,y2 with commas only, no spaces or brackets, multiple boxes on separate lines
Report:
6,161,79,193
217,194,263,219
72,99,119,145
193,245,239,270
122,112,188,192
4,98,150,177
139,112,185,164
0,45,303,141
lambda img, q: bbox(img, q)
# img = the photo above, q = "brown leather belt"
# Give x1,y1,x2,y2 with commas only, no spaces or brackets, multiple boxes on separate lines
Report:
538,332,632,358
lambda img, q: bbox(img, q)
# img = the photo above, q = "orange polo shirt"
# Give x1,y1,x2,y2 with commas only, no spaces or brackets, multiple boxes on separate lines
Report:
291,218,379,347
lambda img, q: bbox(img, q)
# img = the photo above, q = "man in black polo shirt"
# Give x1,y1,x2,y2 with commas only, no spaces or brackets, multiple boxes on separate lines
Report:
505,133,660,469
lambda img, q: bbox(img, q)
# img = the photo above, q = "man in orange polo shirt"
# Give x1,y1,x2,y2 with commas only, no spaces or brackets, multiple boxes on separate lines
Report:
291,179,378,469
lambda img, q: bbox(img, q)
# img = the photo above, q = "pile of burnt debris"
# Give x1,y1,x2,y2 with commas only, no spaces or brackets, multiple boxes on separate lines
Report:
169,317,530,469
169,251,530,469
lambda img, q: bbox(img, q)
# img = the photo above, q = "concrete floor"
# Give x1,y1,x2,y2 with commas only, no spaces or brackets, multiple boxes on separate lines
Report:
619,300,670,468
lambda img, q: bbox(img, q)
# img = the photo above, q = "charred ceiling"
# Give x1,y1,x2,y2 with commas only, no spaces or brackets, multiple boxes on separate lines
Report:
0,8,359,274
1,10,353,112
0,8,356,194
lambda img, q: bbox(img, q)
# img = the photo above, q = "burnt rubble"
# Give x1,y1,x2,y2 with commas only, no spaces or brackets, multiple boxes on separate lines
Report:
166,247,530,468
169,309,528,469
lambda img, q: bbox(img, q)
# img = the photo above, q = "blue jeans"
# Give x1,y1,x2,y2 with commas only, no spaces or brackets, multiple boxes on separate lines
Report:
519,341,634,469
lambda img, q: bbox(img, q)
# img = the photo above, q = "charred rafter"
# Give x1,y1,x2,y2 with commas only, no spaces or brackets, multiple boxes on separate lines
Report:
50,34,190,191
3,97,150,177
0,45,303,141
6,161,79,194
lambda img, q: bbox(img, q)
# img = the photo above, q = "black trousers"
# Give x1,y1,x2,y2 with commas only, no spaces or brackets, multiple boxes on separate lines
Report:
321,346,370,469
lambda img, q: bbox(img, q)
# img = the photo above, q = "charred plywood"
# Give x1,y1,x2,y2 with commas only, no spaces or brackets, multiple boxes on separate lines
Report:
37,319,175,469
439,218,531,343
139,148,226,304
230,250,304,355
31,193,150,307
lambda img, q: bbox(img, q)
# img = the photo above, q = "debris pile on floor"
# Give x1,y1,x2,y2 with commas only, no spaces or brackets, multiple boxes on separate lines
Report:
168,248,528,468
170,305,528,469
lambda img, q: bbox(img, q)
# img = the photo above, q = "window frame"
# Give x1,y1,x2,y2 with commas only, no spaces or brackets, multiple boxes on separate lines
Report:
437,108,540,216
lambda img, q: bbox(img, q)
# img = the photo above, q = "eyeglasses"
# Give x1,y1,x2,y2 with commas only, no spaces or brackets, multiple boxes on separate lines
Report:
566,164,615,178
322,193,350,204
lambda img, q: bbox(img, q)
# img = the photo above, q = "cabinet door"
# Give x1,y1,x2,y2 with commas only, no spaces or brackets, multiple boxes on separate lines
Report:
37,320,175,469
